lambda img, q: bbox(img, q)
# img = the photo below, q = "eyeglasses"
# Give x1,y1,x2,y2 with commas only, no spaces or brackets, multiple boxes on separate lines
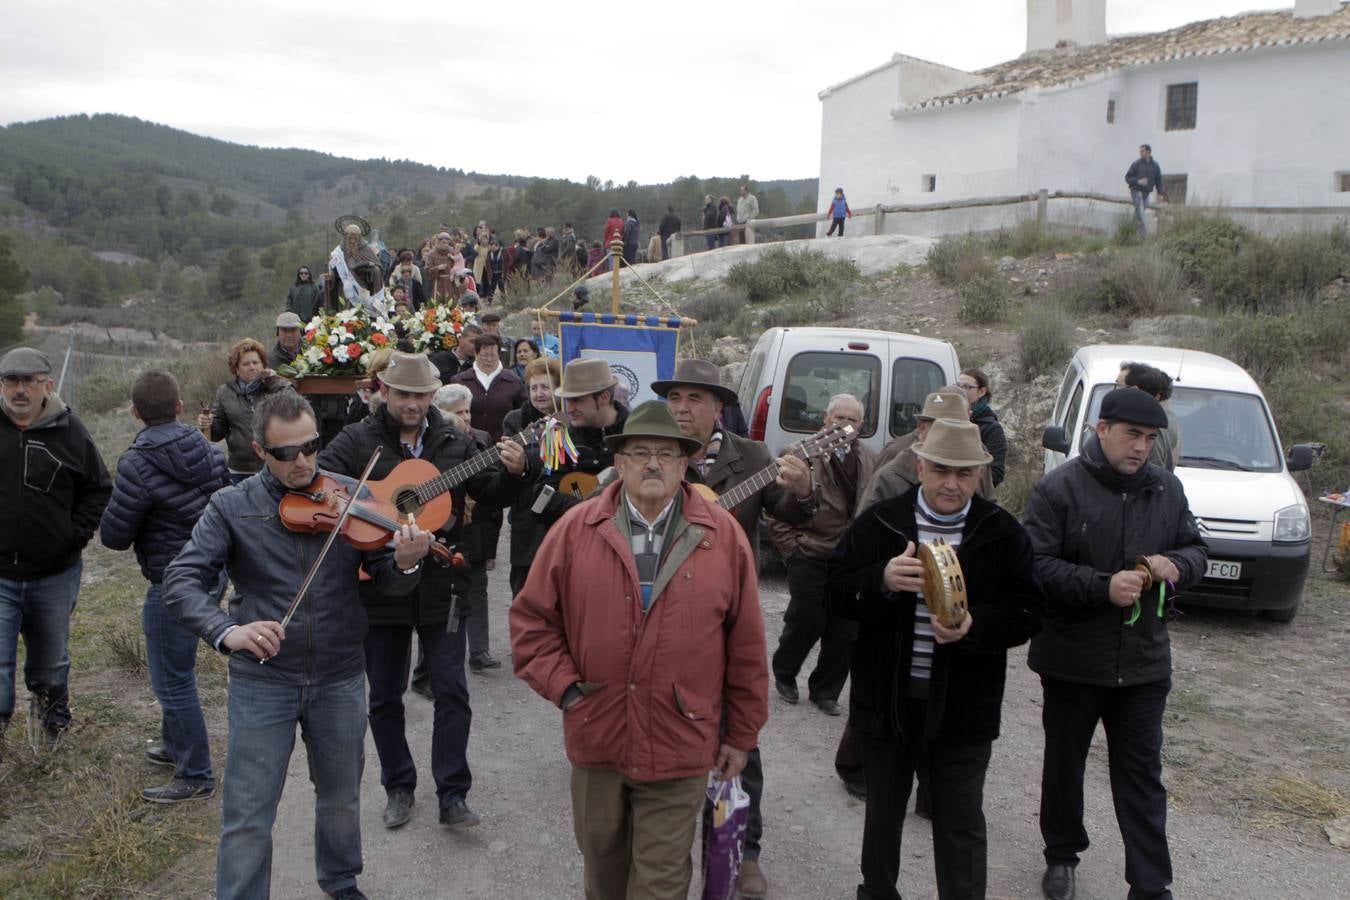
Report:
956,381,980,391
263,437,321,461
1,375,48,388
619,448,683,466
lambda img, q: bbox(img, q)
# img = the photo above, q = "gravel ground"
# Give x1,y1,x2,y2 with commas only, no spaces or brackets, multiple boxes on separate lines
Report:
258,532,1350,899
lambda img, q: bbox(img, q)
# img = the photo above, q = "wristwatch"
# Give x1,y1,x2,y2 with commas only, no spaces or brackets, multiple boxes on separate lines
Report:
400,561,422,575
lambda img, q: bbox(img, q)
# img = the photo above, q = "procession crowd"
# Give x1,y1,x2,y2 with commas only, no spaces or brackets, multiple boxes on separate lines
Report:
0,212,1207,900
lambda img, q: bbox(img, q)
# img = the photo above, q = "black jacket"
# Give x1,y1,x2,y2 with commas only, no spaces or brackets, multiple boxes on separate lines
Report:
826,488,1044,746
1125,158,1164,197
1021,435,1207,687
317,406,527,626
969,401,1007,487
163,467,419,686
286,281,323,322
701,203,719,230
209,376,294,473
502,402,551,568
100,421,230,583
685,430,810,562
658,212,682,239
0,395,112,580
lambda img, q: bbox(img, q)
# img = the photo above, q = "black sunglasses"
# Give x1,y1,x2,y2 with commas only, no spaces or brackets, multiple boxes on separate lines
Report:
263,436,321,461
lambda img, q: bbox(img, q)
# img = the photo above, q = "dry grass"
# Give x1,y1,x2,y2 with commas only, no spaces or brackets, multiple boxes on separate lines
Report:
1243,774,1350,833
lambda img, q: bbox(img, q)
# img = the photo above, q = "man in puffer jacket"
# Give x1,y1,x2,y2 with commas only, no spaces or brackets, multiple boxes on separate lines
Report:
101,370,230,804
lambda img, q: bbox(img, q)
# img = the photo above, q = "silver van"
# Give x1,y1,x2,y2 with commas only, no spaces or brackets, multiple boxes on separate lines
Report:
1041,344,1318,622
736,327,962,457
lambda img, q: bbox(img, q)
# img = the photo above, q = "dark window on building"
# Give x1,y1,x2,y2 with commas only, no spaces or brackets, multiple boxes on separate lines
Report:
1165,82,1198,131
1106,99,1116,124
921,174,936,193
1337,172,1350,192
1161,174,1188,205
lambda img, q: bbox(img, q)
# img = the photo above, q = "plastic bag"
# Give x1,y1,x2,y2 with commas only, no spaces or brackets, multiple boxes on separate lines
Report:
700,775,750,900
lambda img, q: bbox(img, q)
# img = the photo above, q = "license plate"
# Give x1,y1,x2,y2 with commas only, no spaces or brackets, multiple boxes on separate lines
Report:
1206,560,1242,580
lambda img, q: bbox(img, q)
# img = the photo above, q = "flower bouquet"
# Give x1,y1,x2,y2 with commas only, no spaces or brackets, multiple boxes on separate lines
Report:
402,300,477,355
278,308,396,380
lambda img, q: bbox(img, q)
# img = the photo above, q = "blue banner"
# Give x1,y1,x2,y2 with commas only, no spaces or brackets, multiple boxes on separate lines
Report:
558,316,679,408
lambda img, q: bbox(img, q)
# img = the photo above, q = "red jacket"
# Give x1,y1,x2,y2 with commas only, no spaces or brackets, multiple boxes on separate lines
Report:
603,215,624,247
510,481,768,782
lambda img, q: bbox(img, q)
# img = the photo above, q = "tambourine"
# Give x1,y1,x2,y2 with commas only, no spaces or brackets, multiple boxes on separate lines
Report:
1134,555,1158,590
917,538,968,629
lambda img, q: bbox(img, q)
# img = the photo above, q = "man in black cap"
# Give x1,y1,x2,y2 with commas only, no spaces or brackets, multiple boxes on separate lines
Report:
652,358,814,899
0,347,112,748
478,311,511,359
571,283,590,311
1022,388,1208,900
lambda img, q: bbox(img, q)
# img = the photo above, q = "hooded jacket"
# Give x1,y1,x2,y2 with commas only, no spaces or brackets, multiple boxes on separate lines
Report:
1021,434,1208,686
208,376,294,473
0,393,112,580
100,421,230,583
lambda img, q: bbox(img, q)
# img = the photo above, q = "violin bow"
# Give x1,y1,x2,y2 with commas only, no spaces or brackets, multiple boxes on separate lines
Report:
263,446,383,663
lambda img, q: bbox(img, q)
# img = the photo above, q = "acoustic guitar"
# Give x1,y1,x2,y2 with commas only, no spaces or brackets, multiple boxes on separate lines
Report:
557,470,600,500
302,416,553,554
691,424,855,511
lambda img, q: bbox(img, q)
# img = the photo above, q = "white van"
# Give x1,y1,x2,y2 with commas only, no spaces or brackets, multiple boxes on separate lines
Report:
1041,344,1317,622
736,327,962,458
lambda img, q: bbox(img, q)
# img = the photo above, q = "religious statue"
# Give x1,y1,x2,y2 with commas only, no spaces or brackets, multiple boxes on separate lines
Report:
326,216,388,318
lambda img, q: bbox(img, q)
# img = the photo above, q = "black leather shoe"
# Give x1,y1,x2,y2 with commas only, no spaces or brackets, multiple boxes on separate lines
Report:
813,698,842,717
469,653,502,673
439,798,481,830
327,887,368,899
141,778,215,804
1042,863,1076,900
774,678,799,704
145,743,175,768
383,789,414,829
913,782,932,819
843,780,867,801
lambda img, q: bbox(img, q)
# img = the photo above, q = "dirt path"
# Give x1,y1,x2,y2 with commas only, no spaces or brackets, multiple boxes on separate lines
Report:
248,539,1350,899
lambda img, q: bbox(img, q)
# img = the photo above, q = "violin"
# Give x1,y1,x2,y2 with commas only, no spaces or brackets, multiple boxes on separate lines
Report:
278,466,457,567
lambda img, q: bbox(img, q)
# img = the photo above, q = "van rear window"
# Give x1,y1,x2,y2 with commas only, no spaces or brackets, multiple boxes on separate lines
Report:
890,358,948,436
780,351,879,436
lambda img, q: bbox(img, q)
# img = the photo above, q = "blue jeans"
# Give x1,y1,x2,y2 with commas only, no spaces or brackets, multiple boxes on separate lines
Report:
216,672,366,899
143,583,213,783
366,621,472,809
0,560,83,729
1131,189,1150,233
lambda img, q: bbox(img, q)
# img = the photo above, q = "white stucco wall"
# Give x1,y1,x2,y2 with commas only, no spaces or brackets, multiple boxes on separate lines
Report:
820,39,1350,237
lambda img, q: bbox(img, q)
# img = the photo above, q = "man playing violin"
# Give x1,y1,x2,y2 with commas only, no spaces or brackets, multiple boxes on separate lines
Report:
651,357,814,900
318,352,527,835
164,391,431,900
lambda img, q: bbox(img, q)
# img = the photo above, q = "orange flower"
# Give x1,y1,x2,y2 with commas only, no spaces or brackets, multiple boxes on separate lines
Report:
348,344,363,358
371,333,388,346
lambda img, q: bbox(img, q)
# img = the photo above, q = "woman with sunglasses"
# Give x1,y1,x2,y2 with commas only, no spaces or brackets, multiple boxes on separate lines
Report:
198,338,294,484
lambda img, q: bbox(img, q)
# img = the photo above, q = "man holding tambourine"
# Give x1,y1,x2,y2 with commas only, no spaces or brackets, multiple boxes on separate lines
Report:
826,419,1045,900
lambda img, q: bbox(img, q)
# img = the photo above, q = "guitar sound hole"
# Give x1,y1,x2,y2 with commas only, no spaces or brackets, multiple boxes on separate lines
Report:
393,488,422,517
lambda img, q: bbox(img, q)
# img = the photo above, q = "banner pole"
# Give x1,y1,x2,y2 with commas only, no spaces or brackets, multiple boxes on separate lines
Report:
608,236,624,314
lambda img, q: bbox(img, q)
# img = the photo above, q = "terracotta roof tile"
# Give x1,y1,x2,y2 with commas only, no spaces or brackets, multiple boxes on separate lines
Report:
896,5,1350,113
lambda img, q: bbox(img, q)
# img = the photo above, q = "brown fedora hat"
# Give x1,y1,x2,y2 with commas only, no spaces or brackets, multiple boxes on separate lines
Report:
555,357,618,399
650,358,738,406
913,420,993,468
917,389,970,423
379,352,442,393
603,400,704,455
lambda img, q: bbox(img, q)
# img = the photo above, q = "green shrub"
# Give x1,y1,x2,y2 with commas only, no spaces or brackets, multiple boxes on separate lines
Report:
989,220,1056,258
1113,213,1142,247
1018,304,1075,379
1262,369,1350,496
1093,247,1185,315
724,246,859,303
1205,314,1299,383
684,289,744,339
1273,225,1350,298
957,275,1009,324
927,234,991,285
1158,213,1250,288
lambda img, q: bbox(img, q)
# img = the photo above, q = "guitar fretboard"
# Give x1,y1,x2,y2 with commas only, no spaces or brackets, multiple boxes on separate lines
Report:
409,422,542,505
715,436,826,510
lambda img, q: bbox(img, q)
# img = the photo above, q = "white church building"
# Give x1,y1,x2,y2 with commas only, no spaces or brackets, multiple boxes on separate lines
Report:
817,0,1350,235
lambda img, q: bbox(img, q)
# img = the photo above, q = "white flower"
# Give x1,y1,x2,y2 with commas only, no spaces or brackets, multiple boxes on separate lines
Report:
327,332,341,346
333,344,350,364
305,346,325,364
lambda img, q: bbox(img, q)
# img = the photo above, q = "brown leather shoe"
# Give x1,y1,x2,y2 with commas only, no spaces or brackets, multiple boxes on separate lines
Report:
737,858,767,898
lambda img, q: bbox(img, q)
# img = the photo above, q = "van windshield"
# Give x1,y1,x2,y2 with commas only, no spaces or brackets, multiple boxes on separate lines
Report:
1085,384,1282,473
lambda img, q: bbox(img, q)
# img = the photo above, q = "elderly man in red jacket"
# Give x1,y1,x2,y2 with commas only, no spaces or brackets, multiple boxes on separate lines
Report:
511,401,768,900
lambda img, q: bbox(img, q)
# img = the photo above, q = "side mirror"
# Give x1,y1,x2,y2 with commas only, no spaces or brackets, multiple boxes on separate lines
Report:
1042,425,1070,455
1286,443,1318,472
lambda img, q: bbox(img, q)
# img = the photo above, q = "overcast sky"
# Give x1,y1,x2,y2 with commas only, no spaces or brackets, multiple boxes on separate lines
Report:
2,0,1277,184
